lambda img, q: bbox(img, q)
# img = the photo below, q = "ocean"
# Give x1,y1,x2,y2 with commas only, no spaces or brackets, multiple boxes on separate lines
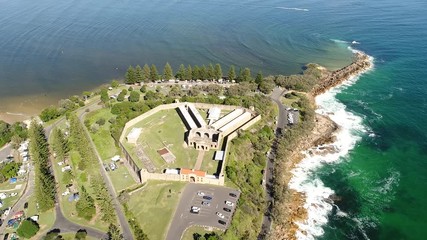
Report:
1,0,426,239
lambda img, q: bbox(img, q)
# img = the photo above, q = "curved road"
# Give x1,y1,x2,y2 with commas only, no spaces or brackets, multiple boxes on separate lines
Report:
258,87,288,239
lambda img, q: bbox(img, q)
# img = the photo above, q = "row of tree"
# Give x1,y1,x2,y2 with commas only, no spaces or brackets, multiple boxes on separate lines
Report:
0,120,28,148
28,122,56,212
69,114,117,223
124,63,262,84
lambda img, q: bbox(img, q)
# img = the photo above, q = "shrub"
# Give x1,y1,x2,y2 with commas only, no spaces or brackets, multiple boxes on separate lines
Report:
17,220,39,238
96,118,106,126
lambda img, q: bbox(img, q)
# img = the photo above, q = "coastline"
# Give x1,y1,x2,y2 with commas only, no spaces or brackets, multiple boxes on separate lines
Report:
271,50,373,240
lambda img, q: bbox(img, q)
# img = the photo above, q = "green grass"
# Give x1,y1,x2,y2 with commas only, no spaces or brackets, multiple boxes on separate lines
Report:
124,109,199,172
199,150,219,175
58,233,98,240
25,195,56,235
49,127,108,232
182,226,213,240
127,180,187,240
281,96,299,107
104,161,137,193
85,108,120,160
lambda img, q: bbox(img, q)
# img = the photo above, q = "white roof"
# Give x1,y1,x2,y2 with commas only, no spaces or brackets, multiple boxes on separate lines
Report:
208,107,221,121
111,155,121,161
127,128,142,141
214,151,224,161
211,108,244,129
178,105,198,130
165,169,179,175
187,104,207,127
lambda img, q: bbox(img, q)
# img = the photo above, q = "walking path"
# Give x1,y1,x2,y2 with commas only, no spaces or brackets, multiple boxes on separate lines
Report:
194,150,205,170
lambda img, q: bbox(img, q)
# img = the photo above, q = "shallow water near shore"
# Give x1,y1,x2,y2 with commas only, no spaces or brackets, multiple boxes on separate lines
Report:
1,0,427,239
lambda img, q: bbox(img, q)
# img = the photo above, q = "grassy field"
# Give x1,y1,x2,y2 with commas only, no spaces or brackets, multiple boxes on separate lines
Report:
85,109,120,160
59,233,98,240
124,109,199,172
182,226,214,240
105,161,137,193
24,195,56,237
127,180,187,240
49,127,109,232
200,150,219,175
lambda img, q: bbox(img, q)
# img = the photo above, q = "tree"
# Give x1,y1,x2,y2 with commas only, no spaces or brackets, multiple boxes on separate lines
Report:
168,85,183,97
176,64,186,80
135,65,143,83
142,64,150,82
185,65,192,80
207,63,215,80
241,67,252,82
82,91,92,101
214,63,222,80
0,162,21,179
200,65,207,80
140,85,147,93
125,66,136,84
111,80,119,88
129,91,140,102
258,77,275,94
52,128,69,161
100,89,109,104
40,106,61,122
107,224,123,240
150,64,158,81
192,66,200,80
255,71,263,84
75,229,88,240
76,186,96,220
228,65,236,81
163,62,173,80
17,220,39,238
117,92,125,102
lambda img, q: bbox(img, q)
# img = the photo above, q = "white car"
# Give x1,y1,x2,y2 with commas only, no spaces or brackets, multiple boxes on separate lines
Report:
10,192,18,197
225,201,234,207
191,206,200,213
197,191,205,197
216,212,225,219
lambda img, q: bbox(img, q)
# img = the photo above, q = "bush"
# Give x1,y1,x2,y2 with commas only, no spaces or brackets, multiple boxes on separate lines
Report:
129,91,140,102
128,86,133,91
17,220,39,238
96,118,106,126
75,229,87,239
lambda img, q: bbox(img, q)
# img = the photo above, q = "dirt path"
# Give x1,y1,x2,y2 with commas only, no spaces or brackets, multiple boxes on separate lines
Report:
194,151,205,170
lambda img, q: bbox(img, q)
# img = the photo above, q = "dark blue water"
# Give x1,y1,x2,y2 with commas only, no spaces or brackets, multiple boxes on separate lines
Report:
1,0,427,239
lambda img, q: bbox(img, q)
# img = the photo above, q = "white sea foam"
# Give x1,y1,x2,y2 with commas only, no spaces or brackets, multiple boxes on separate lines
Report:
288,48,374,240
276,7,309,12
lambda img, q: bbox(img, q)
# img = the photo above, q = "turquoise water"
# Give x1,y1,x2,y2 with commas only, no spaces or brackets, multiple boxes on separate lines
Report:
1,0,427,239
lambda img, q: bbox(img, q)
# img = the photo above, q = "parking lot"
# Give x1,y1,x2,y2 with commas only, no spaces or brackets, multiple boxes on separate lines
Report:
166,183,240,240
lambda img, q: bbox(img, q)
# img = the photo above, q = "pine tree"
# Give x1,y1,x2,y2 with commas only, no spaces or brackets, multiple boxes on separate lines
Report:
228,65,236,81
125,66,136,84
200,65,207,80
255,71,263,84
134,65,143,83
207,63,215,80
185,65,192,80
107,224,123,240
163,62,173,80
142,64,150,82
150,64,158,81
52,128,68,161
214,63,223,80
176,64,186,80
192,66,200,80
76,186,96,220
242,67,252,82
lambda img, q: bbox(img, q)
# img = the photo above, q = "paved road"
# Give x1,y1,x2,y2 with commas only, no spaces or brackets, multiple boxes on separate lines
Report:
166,184,240,240
78,103,134,240
258,87,288,238
0,144,12,162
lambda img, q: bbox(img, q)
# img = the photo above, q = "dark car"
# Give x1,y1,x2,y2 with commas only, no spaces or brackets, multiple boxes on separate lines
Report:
202,201,211,206
218,220,226,225
223,207,231,212
229,192,237,198
203,195,212,200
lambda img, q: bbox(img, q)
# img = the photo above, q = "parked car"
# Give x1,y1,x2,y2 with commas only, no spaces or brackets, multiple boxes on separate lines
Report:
225,201,234,207
216,212,225,219
203,196,212,200
197,191,205,197
223,207,231,212
202,201,210,206
218,220,226,225
229,192,237,198
190,206,200,214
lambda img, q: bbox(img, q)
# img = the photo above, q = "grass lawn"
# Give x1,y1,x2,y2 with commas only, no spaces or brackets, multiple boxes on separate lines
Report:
85,108,120,160
182,226,215,240
124,109,199,172
59,233,97,240
127,180,187,240
104,160,137,193
281,96,299,108
25,195,56,236
199,150,219,175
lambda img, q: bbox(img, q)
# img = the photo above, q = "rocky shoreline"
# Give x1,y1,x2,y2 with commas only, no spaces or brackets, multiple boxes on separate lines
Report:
270,51,372,240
